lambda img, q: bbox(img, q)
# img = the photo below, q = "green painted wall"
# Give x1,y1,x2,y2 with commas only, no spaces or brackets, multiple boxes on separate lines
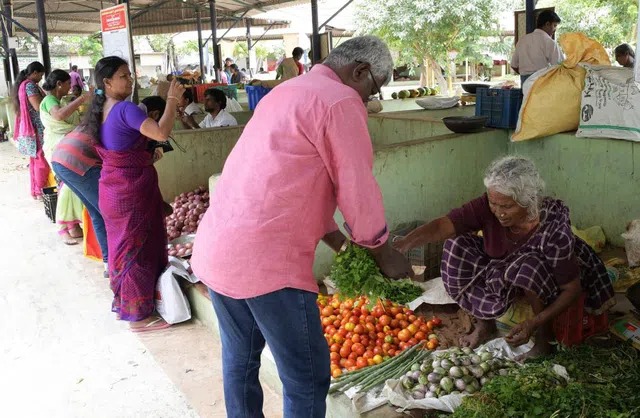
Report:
509,133,640,246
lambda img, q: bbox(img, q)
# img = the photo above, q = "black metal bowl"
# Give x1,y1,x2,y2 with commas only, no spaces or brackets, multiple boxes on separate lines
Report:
461,83,490,94
442,116,489,133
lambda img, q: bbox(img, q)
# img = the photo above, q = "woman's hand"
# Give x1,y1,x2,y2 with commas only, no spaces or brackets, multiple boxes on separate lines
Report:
392,216,457,253
153,148,164,163
505,318,536,346
167,79,185,102
371,242,414,279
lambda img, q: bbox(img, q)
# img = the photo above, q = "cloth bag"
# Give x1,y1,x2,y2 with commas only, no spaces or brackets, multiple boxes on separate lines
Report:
512,33,610,142
155,263,193,324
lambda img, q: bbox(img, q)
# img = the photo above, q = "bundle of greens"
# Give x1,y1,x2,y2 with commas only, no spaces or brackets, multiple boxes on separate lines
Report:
330,242,423,305
448,343,640,418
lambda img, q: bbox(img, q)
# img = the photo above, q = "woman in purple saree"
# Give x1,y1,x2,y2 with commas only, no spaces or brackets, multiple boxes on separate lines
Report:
82,56,184,331
395,156,615,359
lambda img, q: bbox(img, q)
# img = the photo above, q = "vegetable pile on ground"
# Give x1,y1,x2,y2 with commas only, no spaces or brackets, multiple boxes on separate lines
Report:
166,186,210,240
401,346,515,400
448,343,640,418
329,341,432,394
317,294,442,379
330,243,423,305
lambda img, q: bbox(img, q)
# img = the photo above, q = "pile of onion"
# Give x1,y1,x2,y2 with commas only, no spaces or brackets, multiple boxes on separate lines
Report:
165,185,209,241
168,242,193,258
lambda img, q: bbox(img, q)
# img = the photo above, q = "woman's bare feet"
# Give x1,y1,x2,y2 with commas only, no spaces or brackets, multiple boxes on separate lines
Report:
129,316,171,333
60,230,78,245
68,224,83,239
516,340,553,361
460,319,497,348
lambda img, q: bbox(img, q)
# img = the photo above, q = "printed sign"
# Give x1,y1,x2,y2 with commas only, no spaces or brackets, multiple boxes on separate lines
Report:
100,4,127,32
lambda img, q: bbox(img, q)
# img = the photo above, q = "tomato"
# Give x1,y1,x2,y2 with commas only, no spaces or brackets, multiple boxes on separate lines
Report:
395,313,405,321
407,314,417,323
349,315,358,324
353,324,365,335
363,350,374,359
399,320,409,329
330,352,340,362
339,358,347,367
373,346,383,355
360,306,370,316
426,320,435,330
331,299,340,309
360,337,370,347
333,320,341,328
332,335,344,344
384,335,394,344
390,319,400,328
379,315,392,326
398,329,411,342
432,317,442,326
388,349,396,357
414,331,426,341
382,325,391,333
356,357,368,369
338,345,350,358
345,332,353,339
407,324,418,335
344,359,356,368
343,339,353,348
348,352,358,360
373,354,383,365
351,334,361,344
426,340,437,350
330,343,341,353
321,306,334,317
352,343,365,356
371,306,384,318
337,328,348,338
419,323,429,333
331,368,343,378
367,358,375,366
398,342,407,351
407,338,417,346
344,322,355,332
321,317,332,327
389,306,401,316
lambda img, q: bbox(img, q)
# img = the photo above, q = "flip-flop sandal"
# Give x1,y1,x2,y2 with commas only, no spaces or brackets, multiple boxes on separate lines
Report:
62,237,79,246
130,317,171,333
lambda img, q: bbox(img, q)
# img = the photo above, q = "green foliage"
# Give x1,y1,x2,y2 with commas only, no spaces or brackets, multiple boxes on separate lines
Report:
50,35,103,65
355,0,510,73
145,34,172,53
233,42,248,59
177,40,200,56
449,344,640,418
330,242,423,305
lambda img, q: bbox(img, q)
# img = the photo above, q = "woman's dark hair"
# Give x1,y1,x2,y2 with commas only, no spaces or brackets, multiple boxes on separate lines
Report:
537,10,561,28
12,61,45,114
205,88,227,109
79,56,128,141
615,43,635,58
141,95,166,119
182,89,194,104
42,69,71,92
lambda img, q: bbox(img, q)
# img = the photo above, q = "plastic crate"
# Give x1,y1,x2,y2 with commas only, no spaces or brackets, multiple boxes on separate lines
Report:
245,85,272,110
390,221,444,280
213,85,238,101
475,88,523,129
553,292,609,346
192,83,226,103
42,186,58,223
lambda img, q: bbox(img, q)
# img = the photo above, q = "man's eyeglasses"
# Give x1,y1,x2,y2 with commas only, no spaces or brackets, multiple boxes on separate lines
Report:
355,60,383,101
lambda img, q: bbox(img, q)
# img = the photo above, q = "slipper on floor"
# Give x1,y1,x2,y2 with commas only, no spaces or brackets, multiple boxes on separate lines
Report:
63,238,79,246
130,317,171,333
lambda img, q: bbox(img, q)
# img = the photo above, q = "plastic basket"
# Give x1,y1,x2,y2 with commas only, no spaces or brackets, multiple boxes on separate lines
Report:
192,83,226,103
245,85,272,110
475,88,523,129
553,292,609,346
390,221,443,280
42,186,58,223
213,85,238,101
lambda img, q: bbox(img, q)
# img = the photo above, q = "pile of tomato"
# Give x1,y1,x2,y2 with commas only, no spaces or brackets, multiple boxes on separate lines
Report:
317,294,442,378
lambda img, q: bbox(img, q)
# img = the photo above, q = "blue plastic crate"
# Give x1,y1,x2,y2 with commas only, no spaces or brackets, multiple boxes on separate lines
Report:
245,85,272,110
475,88,523,129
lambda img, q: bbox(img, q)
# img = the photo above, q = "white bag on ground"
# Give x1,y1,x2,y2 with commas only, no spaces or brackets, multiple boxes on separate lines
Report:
622,220,640,267
155,265,192,324
226,97,243,112
576,65,640,141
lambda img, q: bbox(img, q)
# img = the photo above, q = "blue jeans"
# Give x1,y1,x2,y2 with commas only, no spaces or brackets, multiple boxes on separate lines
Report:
209,288,330,418
520,74,531,85
51,163,108,262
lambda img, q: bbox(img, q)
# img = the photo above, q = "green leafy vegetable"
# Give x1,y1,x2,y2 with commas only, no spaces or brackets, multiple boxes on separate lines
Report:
330,242,423,305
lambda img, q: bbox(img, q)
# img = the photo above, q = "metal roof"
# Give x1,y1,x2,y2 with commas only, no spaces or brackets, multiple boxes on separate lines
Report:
8,0,298,35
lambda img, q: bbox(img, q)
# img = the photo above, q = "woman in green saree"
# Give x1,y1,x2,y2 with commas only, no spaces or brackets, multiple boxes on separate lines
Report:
40,69,93,245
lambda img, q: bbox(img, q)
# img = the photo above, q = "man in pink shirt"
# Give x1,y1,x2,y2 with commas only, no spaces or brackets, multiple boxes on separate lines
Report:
69,65,85,91
191,36,412,417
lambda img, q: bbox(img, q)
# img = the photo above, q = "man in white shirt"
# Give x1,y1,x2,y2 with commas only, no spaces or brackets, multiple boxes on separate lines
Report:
178,89,203,116
511,10,564,85
180,88,238,129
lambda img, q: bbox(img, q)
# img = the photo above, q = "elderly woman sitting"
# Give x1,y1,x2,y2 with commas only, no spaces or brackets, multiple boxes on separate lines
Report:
395,156,615,358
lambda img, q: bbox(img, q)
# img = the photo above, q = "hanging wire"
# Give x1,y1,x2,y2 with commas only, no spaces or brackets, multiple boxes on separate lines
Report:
168,135,187,153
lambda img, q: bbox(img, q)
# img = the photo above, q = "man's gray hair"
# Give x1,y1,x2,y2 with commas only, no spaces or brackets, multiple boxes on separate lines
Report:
483,156,545,220
323,36,394,85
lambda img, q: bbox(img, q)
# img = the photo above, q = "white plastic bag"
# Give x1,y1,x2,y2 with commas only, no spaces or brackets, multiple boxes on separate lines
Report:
226,97,243,112
622,220,640,267
155,265,192,324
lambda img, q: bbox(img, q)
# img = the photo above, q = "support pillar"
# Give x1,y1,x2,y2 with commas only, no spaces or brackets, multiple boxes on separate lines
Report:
525,0,536,34
196,9,205,82
3,0,18,81
209,0,220,81
35,0,51,74
310,0,320,63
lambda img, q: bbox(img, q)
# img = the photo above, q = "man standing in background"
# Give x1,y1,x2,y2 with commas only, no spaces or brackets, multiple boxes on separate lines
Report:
69,65,85,91
511,10,564,85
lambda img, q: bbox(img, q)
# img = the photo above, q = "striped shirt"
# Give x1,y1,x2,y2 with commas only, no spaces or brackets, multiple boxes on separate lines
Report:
51,129,102,176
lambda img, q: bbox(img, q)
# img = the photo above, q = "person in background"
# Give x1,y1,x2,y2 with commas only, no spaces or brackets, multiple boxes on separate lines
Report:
223,58,234,81
180,88,237,129
191,35,412,417
12,61,48,200
511,10,564,85
276,47,305,81
85,56,184,332
214,66,229,84
69,65,85,92
229,64,247,84
614,43,635,68
177,89,202,117
40,69,92,245
394,156,615,360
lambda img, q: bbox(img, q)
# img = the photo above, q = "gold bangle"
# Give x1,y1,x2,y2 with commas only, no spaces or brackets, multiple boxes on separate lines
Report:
167,96,178,101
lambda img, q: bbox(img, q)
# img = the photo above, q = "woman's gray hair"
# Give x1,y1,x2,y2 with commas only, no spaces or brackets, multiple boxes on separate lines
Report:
483,156,545,220
323,35,394,85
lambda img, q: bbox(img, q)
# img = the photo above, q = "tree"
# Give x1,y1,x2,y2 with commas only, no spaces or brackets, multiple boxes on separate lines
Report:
145,34,172,53
177,40,200,56
537,0,637,49
233,42,248,59
355,0,510,92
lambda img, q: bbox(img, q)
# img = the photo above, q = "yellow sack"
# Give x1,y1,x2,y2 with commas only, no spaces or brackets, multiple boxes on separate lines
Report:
512,33,610,142
496,300,534,335
571,225,606,253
